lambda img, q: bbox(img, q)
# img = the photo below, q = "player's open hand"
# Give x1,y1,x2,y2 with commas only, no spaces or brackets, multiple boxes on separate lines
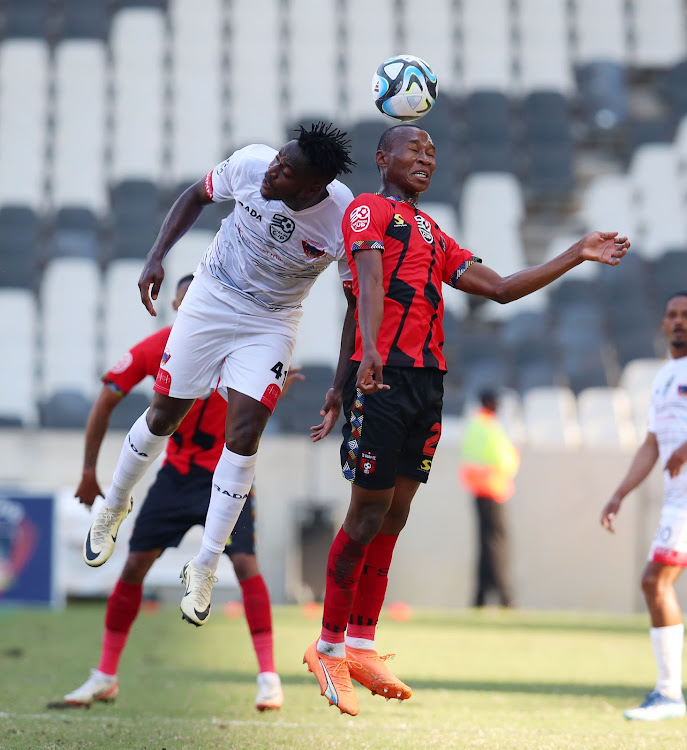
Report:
138,256,166,316
310,387,342,442
600,495,622,533
578,231,630,266
75,471,103,508
356,351,390,395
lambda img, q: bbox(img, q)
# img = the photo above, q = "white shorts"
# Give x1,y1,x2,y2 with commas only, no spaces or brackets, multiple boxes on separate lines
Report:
154,264,302,412
648,505,687,567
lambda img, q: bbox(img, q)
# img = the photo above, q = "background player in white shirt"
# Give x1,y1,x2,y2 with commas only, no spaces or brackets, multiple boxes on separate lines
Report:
602,291,687,721
83,123,357,628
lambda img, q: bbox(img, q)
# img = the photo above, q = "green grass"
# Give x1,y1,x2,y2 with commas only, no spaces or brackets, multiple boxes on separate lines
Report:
1,603,686,750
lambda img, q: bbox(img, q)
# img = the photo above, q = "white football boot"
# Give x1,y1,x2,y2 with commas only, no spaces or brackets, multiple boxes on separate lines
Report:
83,499,133,567
179,560,217,626
255,671,284,711
64,669,119,707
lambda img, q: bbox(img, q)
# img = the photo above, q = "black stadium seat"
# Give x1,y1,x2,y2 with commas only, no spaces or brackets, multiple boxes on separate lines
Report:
0,205,40,288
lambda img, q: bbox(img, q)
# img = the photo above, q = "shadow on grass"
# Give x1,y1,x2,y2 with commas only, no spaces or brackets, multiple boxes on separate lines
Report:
172,668,648,699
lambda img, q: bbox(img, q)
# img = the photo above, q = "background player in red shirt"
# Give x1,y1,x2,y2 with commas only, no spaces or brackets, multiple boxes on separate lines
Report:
304,124,631,716
64,275,297,711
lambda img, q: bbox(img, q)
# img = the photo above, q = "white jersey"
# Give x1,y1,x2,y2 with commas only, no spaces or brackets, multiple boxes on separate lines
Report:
201,143,353,313
647,356,687,508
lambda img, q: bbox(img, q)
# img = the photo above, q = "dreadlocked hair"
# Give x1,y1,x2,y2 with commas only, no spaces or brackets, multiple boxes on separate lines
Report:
296,122,356,180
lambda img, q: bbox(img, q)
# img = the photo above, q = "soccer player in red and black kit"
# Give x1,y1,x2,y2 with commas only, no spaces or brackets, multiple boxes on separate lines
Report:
64,276,291,712
304,124,631,715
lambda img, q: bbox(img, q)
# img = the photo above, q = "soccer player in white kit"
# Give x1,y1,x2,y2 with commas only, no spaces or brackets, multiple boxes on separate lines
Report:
83,123,357,628
602,292,687,721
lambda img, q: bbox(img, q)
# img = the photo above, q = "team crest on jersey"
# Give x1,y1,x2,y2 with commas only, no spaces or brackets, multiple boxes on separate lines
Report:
302,239,326,258
110,351,133,374
350,205,371,232
415,215,434,244
678,384,687,395
360,451,377,475
269,213,295,243
161,351,171,365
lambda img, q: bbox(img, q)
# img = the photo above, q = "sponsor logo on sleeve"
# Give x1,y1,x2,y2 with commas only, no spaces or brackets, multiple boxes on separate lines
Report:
204,170,214,199
110,351,133,375
350,205,371,232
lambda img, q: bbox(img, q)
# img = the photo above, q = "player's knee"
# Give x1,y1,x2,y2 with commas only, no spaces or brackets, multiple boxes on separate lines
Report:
230,553,259,581
641,570,662,599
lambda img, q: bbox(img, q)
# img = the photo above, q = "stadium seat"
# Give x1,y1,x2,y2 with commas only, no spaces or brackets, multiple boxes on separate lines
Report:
579,174,635,240
103,259,158,368
109,391,153,431
0,205,40,289
460,0,513,91
651,249,687,307
228,0,286,147
0,40,49,210
57,0,109,39
620,357,666,435
577,387,637,449
39,258,100,400
629,0,687,68
0,288,38,425
521,386,581,448
461,91,515,176
576,61,629,132
516,0,574,94
402,0,455,97
2,0,51,38
110,8,166,182
572,0,627,64
168,0,225,182
630,144,687,259
39,390,93,429
662,60,687,123
52,40,108,212
109,180,161,260
523,141,575,197
274,364,336,434
49,207,99,261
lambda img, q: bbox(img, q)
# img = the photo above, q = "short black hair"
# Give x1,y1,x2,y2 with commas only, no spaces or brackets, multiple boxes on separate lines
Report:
479,389,498,410
377,124,424,153
296,122,355,181
666,291,687,308
177,274,194,288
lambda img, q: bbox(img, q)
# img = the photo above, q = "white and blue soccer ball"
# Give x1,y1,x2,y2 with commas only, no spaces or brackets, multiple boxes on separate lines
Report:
371,54,438,121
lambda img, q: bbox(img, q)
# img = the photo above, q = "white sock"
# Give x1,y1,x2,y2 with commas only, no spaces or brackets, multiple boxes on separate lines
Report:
345,636,376,650
194,447,257,574
651,624,684,700
105,410,169,511
317,638,346,658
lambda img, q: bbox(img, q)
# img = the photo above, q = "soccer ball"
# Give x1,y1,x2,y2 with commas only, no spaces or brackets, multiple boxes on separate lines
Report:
371,55,438,121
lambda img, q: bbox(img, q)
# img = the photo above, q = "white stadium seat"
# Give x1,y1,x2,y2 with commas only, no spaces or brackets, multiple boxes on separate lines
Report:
110,9,166,183
572,0,628,64
103,260,158,368
460,0,513,92
629,144,687,259
629,0,687,68
39,258,101,399
619,358,666,436
228,0,284,148
0,40,49,210
579,174,635,239
169,0,226,182
516,0,574,94
0,288,38,424
402,0,456,96
577,387,638,449
522,386,582,448
286,0,339,124
52,41,108,212
344,0,397,123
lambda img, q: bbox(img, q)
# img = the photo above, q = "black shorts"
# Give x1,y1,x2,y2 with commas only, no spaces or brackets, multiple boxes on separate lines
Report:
340,363,444,490
128,463,256,556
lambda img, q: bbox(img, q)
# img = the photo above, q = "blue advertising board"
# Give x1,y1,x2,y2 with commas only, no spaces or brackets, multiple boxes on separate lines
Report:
0,492,61,607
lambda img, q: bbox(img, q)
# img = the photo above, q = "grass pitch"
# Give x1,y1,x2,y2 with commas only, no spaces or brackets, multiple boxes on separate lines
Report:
1,603,685,750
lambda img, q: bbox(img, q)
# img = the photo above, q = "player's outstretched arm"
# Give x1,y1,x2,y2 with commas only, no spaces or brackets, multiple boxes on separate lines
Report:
600,432,658,533
75,386,124,507
311,285,357,442
138,179,213,316
454,231,630,304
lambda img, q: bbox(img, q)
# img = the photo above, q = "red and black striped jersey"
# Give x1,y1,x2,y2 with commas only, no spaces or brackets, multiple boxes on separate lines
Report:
343,193,479,370
104,327,226,475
